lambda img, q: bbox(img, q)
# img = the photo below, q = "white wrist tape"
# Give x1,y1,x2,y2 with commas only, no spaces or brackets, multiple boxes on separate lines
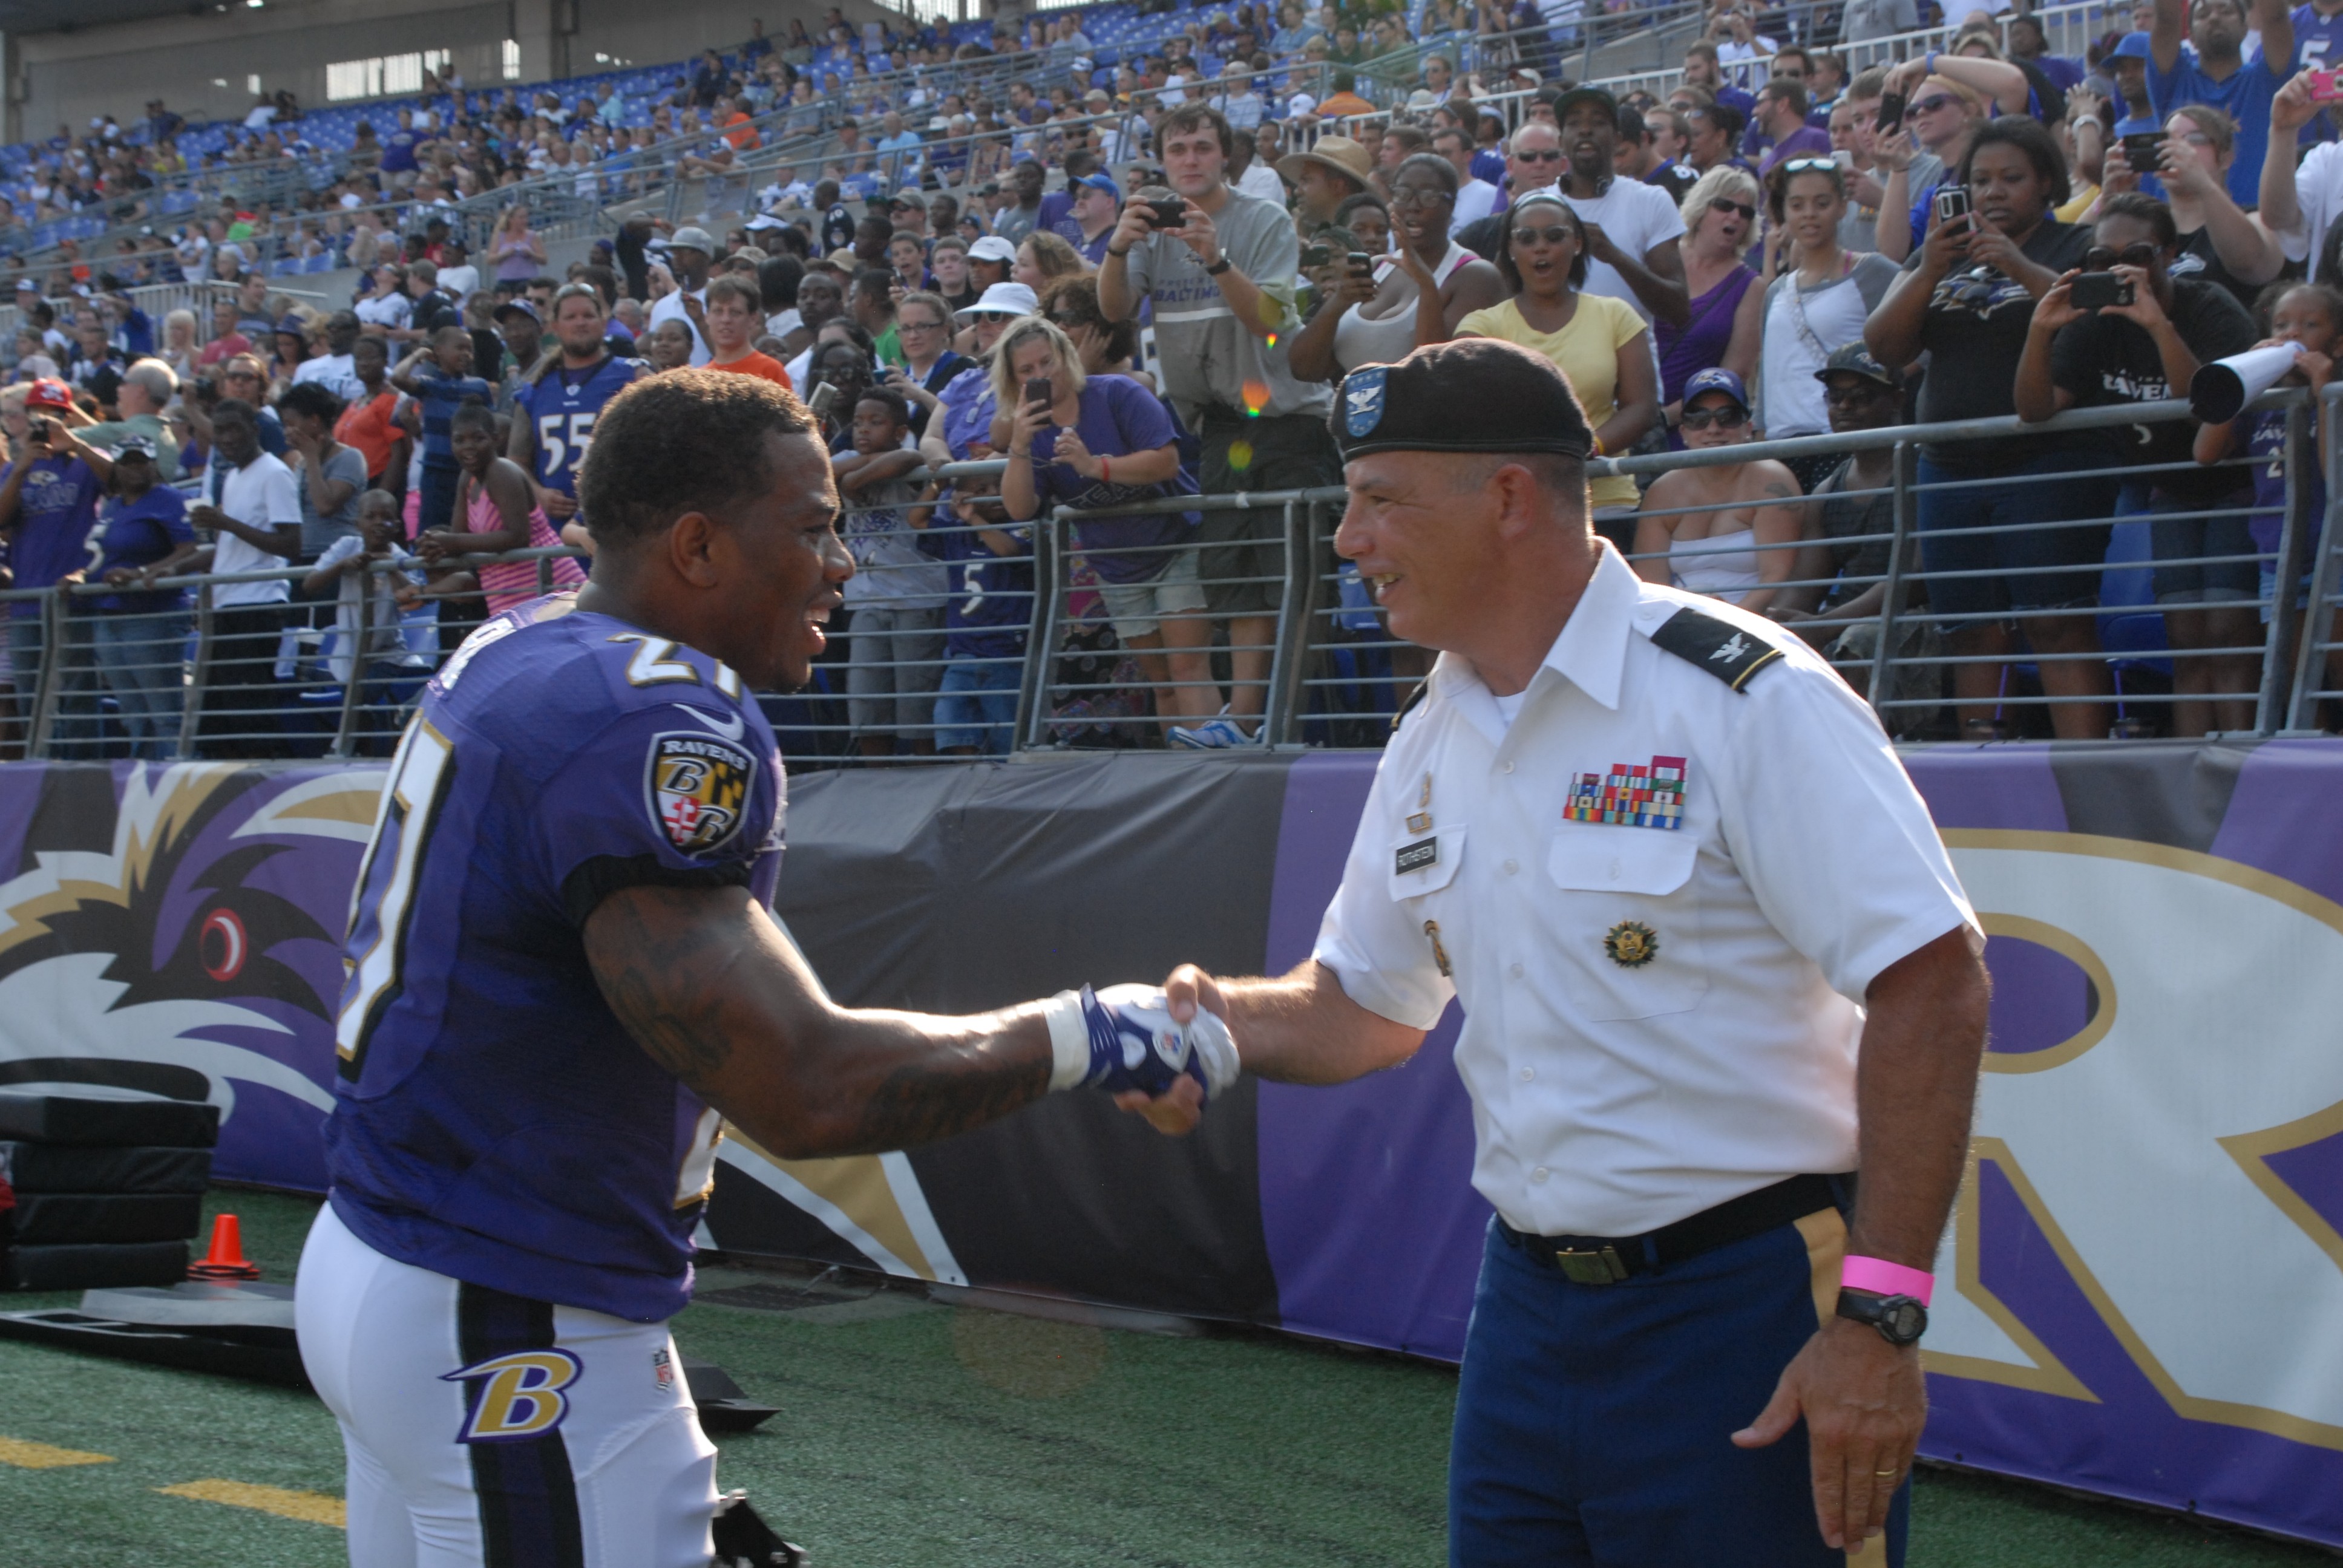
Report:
1039,989,1092,1092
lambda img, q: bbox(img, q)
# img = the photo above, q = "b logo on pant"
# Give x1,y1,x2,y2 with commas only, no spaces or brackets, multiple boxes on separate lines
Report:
444,1350,583,1444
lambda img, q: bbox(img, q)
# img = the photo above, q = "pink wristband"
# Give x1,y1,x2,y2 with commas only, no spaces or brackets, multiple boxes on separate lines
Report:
1841,1255,1934,1306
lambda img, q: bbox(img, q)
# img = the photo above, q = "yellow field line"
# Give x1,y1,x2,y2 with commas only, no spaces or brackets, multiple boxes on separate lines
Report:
0,1435,113,1469
157,1478,347,1527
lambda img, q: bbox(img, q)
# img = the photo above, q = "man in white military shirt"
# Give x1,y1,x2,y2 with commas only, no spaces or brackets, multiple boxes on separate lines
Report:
1153,339,1990,1565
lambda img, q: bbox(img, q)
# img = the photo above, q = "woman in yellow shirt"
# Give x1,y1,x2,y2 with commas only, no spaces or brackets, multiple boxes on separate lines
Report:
1451,193,1659,547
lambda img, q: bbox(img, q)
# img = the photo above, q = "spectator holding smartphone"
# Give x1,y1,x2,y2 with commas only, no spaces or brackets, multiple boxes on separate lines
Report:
1288,152,1503,385
1098,102,1337,745
2016,194,2259,737
2096,106,2281,315
994,315,1217,744
0,383,110,753
1867,116,2108,740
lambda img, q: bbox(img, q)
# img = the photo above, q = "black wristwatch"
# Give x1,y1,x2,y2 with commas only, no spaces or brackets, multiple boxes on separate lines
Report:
1837,1289,1927,1346
1204,256,1233,276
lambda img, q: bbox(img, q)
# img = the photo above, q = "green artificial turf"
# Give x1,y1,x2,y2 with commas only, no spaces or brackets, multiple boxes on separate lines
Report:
0,1188,2330,1567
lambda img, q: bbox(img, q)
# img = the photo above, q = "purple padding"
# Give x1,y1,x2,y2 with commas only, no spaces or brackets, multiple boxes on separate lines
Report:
1257,752,1487,1361
1922,1159,2343,1541
1905,742,2068,833
2210,739,2343,911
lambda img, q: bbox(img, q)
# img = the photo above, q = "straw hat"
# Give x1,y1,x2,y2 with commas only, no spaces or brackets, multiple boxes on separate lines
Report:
1275,134,1373,192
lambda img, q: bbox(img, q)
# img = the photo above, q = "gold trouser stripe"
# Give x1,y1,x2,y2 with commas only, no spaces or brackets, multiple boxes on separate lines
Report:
157,1479,348,1527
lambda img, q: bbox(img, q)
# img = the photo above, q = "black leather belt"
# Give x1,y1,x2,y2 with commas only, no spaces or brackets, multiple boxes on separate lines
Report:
1499,1172,1850,1285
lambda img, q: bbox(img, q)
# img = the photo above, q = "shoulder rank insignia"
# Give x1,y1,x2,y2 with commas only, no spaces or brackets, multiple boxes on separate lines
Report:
1391,679,1429,734
1647,606,1785,693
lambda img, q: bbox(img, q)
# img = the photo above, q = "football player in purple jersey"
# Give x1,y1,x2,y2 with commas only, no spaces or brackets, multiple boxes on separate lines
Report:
298,369,1234,1568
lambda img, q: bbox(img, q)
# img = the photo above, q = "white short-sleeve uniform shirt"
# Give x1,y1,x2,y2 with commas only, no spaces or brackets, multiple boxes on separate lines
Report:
1312,546,1979,1240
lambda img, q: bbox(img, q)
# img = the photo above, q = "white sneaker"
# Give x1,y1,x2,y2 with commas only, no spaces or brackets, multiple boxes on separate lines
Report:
1168,717,1255,748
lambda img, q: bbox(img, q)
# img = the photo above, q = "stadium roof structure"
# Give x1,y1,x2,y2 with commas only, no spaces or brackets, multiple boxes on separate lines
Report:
0,0,212,36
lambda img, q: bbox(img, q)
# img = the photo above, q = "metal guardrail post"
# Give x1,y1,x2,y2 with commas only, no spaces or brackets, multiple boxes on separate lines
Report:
25,589,63,761
1867,439,1914,726
2289,387,2343,732
2258,399,2315,736
1265,498,1317,747
177,580,215,761
1012,511,1060,757
1023,512,1072,750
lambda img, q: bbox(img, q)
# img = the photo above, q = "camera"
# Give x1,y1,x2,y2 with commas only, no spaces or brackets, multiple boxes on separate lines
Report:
2122,132,2169,174
2313,68,2343,104
1145,196,1188,229
1932,185,1971,226
806,382,840,419
1873,92,1906,134
1299,243,1333,269
2070,272,2134,312
1023,377,1055,423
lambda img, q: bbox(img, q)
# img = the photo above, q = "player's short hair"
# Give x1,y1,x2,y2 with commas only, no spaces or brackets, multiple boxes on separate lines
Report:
578,369,814,548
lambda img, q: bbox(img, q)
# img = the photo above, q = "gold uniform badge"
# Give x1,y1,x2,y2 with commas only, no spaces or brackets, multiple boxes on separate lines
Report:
1604,920,1659,969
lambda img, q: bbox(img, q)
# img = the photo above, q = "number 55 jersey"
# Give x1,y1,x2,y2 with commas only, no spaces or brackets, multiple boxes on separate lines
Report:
324,593,783,1324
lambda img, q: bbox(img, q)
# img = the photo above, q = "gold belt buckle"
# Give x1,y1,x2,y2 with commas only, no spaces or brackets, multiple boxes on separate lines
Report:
1552,1245,1630,1285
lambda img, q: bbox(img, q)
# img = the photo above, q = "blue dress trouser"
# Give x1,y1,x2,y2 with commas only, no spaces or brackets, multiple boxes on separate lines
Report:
1449,1212,1907,1567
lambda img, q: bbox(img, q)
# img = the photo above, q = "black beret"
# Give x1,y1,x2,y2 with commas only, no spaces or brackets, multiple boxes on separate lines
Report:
1329,339,1594,463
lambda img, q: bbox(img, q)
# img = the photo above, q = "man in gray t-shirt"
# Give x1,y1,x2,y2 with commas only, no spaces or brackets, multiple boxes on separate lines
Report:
1099,102,1337,746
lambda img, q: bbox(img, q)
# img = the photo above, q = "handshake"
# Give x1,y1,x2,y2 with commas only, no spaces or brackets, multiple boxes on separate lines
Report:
1046,983,1242,1132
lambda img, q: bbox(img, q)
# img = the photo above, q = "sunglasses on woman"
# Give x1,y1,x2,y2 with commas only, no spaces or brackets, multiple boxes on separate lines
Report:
1910,94,1959,116
2083,243,2159,271
1778,157,1838,175
1046,311,1093,330
1709,198,1757,221
1512,224,1576,246
1679,405,1749,430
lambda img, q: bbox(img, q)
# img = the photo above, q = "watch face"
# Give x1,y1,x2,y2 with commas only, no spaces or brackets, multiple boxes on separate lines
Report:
1883,1298,1928,1343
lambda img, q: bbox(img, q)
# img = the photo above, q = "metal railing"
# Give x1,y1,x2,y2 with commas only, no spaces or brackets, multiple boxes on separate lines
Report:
1,390,2332,764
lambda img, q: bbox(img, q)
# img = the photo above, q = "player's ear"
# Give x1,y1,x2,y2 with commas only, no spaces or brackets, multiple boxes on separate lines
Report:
666,509,727,587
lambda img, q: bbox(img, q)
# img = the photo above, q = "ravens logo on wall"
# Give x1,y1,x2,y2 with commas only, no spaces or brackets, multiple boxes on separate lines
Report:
647,734,755,855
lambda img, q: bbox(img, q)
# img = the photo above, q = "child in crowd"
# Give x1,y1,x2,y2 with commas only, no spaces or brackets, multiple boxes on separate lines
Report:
301,489,442,751
2194,281,2343,719
643,319,695,371
917,472,1033,756
388,325,491,537
833,386,945,757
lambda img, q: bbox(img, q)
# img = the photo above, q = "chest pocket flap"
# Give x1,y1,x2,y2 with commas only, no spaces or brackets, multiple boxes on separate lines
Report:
1547,827,1699,896
1386,825,1466,901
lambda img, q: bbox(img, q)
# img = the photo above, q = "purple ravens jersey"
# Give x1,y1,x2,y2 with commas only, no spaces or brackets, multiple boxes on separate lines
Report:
324,593,784,1322
512,355,639,503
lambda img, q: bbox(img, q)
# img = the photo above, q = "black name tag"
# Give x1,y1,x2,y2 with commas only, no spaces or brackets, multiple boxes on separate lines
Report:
1394,837,1438,876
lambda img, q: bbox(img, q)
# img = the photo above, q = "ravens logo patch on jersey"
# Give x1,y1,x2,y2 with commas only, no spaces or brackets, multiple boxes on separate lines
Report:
646,733,756,855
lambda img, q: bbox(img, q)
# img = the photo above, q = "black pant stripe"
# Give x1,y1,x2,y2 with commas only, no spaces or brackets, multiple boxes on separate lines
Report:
456,1282,586,1568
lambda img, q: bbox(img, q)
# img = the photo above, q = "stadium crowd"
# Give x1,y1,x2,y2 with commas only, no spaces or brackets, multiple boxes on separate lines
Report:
1,0,2341,759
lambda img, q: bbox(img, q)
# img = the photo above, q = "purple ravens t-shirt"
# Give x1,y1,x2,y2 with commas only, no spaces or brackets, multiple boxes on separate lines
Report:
1,456,102,617
324,593,784,1322
1029,375,1198,584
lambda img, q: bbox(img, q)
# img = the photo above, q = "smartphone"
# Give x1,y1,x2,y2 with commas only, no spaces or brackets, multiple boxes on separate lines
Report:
1145,195,1188,229
2069,271,2135,312
1023,377,1055,423
1346,252,1374,279
2122,132,2168,172
1932,185,1971,226
1299,242,1334,269
1874,91,1906,134
2313,68,2343,104
807,382,839,419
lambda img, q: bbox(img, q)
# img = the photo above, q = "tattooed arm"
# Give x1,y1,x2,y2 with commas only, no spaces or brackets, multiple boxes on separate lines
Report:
584,880,1095,1157
1737,463,1807,619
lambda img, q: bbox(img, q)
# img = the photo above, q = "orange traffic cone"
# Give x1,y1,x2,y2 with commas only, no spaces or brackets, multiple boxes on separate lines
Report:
188,1213,262,1281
